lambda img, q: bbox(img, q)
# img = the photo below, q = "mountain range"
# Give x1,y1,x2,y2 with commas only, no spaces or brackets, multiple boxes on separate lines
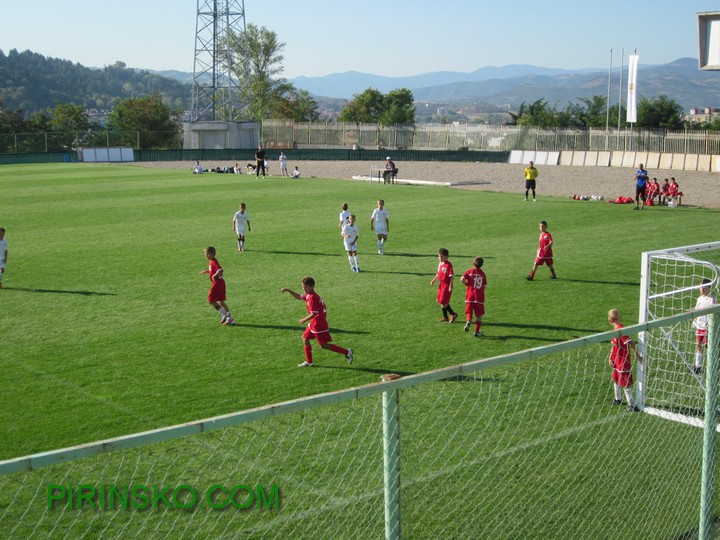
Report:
3,48,719,115
277,58,720,110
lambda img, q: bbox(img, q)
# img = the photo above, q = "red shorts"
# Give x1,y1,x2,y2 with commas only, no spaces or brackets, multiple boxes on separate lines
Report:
303,326,332,345
535,257,553,266
465,302,485,318
437,286,452,305
697,330,708,346
612,369,633,387
208,280,226,303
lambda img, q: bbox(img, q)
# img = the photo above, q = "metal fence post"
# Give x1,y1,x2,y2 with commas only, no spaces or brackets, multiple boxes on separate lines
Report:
382,386,402,540
699,313,718,540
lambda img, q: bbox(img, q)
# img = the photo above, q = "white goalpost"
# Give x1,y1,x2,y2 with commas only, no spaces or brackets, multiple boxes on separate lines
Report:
638,241,720,419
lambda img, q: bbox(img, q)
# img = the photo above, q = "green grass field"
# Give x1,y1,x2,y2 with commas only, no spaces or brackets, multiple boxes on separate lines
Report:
1,162,719,461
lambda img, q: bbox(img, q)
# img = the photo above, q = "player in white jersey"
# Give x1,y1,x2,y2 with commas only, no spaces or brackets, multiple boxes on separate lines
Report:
339,203,351,232
232,203,251,252
692,278,718,373
342,214,360,272
0,227,6,288
370,199,389,255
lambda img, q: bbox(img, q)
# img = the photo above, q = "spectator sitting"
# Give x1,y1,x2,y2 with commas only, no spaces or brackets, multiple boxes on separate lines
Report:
233,162,242,174
660,179,671,205
646,177,660,205
383,157,398,184
192,160,204,174
668,177,683,206
290,166,302,178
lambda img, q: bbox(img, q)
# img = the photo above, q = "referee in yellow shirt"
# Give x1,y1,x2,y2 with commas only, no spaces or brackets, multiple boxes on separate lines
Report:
524,161,538,201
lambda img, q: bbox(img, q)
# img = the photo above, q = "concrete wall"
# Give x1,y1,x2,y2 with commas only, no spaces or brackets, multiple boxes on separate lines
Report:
183,121,260,150
552,151,719,172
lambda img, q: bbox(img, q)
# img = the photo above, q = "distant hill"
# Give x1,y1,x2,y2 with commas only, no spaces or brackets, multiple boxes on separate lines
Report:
4,49,719,116
0,49,191,113
285,58,720,111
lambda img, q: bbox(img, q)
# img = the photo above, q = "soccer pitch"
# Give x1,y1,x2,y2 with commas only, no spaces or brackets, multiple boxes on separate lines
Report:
1,162,719,462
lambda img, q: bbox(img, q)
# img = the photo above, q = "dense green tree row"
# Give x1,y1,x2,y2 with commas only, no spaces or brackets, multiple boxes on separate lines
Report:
0,49,190,113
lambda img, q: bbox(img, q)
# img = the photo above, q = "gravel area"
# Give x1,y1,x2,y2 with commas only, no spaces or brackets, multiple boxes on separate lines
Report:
130,160,720,209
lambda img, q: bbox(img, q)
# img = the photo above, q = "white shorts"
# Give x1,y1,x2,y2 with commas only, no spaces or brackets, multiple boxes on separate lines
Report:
375,227,388,236
343,239,357,252
235,228,246,236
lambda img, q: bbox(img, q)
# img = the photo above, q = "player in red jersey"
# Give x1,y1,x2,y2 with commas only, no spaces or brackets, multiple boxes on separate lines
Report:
461,257,487,337
199,246,235,325
608,309,642,412
527,220,557,281
430,248,457,322
281,276,353,367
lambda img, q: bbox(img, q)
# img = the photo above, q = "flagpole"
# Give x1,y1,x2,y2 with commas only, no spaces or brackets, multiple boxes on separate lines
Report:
606,48,613,150
618,48,624,150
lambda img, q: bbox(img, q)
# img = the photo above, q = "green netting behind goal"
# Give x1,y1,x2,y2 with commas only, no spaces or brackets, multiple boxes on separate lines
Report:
639,242,720,415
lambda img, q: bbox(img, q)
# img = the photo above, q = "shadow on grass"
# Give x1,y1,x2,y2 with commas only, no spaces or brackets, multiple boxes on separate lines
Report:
250,249,341,257
558,278,640,287
310,365,418,377
485,321,600,334
229,323,371,335
356,270,435,277
381,252,485,259
4,287,116,296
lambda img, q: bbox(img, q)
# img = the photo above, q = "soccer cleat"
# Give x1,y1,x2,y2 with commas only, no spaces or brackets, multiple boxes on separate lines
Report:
346,349,353,365
550,275,557,280
356,267,361,273
526,275,534,281
612,399,622,405
464,322,471,332
439,317,449,322
378,249,383,255
297,361,314,368
524,197,528,202
626,405,638,412
449,314,457,323
474,331,484,337
351,267,357,272
223,318,235,325
693,365,702,374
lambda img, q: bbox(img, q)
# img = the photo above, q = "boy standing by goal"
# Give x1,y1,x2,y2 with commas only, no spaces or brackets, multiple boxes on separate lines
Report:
232,203,251,252
692,278,717,374
461,257,487,337
527,220,557,281
199,246,235,325
281,276,353,367
608,309,642,412
431,248,457,322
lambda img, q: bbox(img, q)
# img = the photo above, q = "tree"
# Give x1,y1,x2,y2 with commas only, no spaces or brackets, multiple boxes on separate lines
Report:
272,89,319,122
636,95,684,129
338,88,415,125
338,88,385,123
577,95,609,128
380,88,415,126
50,103,91,132
106,92,180,149
227,23,294,121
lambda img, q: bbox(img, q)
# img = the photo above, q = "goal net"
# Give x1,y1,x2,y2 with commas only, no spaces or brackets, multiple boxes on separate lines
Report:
639,241,720,417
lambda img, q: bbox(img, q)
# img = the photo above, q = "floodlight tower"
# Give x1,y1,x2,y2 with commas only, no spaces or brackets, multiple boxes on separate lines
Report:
190,0,247,121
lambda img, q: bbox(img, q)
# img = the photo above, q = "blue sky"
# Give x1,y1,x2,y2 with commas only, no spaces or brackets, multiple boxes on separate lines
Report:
1,1,710,78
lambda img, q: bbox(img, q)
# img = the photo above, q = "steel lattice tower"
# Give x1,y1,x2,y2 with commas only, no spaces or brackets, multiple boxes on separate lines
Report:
190,0,247,121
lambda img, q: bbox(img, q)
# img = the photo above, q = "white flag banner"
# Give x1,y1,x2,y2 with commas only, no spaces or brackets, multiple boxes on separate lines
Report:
626,54,639,123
